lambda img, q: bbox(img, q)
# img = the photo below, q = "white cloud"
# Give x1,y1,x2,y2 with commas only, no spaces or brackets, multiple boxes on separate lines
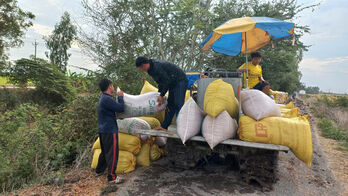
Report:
299,56,348,76
30,23,53,37
308,32,338,40
300,56,348,68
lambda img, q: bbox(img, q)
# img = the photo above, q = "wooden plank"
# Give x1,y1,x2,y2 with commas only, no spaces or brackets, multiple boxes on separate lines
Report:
132,129,289,152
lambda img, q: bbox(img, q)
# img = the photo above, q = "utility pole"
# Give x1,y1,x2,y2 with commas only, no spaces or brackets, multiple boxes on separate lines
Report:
32,39,38,58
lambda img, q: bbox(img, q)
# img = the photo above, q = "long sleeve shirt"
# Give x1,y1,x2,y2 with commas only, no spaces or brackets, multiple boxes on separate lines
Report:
98,93,124,133
147,59,187,97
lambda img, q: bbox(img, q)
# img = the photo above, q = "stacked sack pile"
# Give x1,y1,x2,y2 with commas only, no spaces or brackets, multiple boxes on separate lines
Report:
91,81,173,173
91,133,139,173
269,89,289,104
237,89,313,167
177,79,239,149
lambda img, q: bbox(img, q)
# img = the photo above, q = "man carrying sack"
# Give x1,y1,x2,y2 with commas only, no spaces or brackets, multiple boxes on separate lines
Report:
135,56,188,130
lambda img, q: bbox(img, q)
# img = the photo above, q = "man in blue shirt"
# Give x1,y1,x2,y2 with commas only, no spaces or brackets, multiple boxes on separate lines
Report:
96,78,125,184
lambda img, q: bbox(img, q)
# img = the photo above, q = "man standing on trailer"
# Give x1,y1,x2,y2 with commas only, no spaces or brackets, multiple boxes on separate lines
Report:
135,56,188,131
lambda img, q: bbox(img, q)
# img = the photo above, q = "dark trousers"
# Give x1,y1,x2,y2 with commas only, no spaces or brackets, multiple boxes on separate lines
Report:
96,132,119,181
253,81,270,91
161,80,188,129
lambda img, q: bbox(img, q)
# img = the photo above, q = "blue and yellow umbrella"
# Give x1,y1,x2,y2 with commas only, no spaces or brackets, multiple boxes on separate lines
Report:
201,16,295,87
201,17,294,56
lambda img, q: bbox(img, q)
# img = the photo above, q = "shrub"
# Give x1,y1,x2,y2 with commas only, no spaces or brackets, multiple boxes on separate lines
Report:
335,96,348,108
0,93,99,192
8,58,76,104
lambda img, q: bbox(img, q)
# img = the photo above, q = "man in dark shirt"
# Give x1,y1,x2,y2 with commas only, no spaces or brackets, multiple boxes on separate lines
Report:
136,56,188,130
96,78,125,184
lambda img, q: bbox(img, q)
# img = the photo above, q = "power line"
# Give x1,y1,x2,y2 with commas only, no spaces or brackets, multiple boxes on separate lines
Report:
32,39,39,58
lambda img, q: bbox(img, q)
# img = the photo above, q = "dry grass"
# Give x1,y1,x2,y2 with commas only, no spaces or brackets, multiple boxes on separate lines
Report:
331,109,348,134
303,94,348,150
302,94,348,195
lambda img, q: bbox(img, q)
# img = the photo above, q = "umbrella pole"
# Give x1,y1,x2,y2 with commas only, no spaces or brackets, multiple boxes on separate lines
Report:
245,32,248,89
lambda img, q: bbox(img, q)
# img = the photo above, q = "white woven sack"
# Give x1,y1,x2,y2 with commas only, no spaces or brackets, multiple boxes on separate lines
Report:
155,137,167,147
117,88,167,118
117,118,151,141
177,97,204,144
202,111,237,149
241,89,281,120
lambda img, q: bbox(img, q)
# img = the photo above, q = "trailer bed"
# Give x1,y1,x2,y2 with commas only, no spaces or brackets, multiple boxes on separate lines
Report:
132,125,290,152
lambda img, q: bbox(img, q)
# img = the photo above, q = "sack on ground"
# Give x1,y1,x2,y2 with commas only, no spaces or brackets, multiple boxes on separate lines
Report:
92,137,101,150
91,149,136,173
117,118,151,141
91,148,101,169
204,79,239,118
238,115,313,166
119,132,142,155
150,144,164,161
136,116,161,129
91,133,141,155
241,89,281,120
202,110,238,149
177,97,204,144
136,140,152,166
117,87,167,118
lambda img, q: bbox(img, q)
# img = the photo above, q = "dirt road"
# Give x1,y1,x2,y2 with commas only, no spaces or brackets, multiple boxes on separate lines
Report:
17,98,345,196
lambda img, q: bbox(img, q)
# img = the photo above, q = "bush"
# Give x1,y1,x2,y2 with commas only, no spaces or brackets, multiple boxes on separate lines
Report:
0,104,50,190
335,96,348,108
318,119,347,141
67,70,99,94
320,95,348,108
8,58,76,104
0,93,99,192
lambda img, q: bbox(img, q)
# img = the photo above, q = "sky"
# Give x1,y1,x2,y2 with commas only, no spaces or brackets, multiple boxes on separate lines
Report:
8,0,348,94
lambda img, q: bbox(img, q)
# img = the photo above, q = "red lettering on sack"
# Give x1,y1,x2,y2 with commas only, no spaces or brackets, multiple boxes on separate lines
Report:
255,123,268,137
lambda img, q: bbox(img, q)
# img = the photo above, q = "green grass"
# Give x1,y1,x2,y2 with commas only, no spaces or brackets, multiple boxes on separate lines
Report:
305,94,348,151
0,76,34,86
318,119,347,141
0,76,10,85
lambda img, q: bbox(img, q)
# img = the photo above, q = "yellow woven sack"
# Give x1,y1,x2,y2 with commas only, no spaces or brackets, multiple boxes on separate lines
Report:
150,144,164,161
91,148,101,169
278,101,294,109
140,80,168,97
238,115,313,166
137,117,161,129
270,90,289,104
204,79,239,118
280,108,300,118
136,140,151,166
146,111,176,124
91,149,136,173
92,133,141,155
116,150,136,173
119,132,141,155
92,137,101,150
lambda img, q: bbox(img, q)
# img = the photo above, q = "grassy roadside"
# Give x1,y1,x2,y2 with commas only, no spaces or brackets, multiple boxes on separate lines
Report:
303,94,348,151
